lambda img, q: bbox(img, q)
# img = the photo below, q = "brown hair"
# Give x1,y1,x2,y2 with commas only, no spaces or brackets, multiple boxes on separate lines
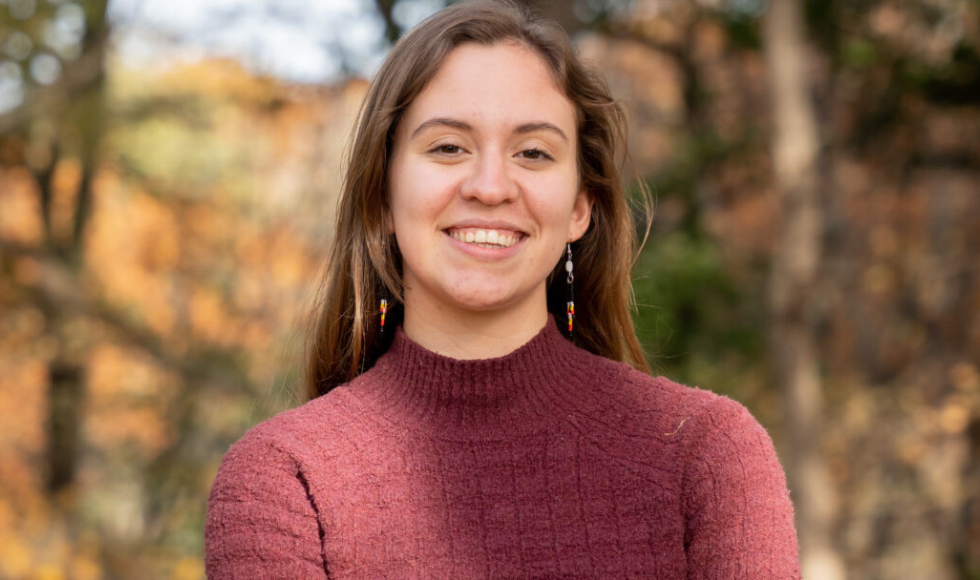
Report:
305,0,652,400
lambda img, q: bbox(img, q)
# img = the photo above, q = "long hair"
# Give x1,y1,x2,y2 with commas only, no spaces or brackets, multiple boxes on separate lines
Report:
305,0,652,400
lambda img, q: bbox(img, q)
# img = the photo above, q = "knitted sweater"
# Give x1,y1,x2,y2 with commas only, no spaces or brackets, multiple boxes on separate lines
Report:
205,320,801,579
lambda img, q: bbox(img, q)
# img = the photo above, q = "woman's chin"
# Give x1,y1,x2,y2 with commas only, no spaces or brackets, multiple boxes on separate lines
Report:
445,290,519,313
436,284,538,316
403,272,547,319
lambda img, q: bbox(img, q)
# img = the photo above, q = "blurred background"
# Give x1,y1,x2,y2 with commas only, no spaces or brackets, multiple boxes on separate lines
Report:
1,0,978,578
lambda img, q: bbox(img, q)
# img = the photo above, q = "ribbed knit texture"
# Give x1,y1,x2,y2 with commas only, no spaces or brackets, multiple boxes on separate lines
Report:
205,319,801,579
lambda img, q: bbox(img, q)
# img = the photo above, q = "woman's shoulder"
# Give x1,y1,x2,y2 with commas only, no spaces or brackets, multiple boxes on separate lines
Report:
585,354,762,439
558,353,787,499
221,382,367,464
613,367,785,479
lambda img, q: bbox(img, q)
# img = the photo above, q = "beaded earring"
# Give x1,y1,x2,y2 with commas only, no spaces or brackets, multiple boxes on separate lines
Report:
379,234,392,338
380,297,389,337
565,243,575,338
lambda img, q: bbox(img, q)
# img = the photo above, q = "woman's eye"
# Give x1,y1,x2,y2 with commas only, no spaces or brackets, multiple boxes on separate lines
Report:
518,149,552,161
433,144,462,154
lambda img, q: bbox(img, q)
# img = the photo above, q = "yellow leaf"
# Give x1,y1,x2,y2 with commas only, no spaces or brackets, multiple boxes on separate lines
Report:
171,557,204,580
0,534,33,578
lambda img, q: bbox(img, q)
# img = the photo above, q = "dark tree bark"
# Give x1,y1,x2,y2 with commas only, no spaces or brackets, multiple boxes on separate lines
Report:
27,0,111,495
375,0,402,45
46,363,83,493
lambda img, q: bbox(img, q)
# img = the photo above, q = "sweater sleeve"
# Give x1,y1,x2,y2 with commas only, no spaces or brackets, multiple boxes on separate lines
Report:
681,397,801,579
205,432,328,579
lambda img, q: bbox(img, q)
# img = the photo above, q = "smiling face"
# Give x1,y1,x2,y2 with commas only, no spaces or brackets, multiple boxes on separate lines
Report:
387,41,592,333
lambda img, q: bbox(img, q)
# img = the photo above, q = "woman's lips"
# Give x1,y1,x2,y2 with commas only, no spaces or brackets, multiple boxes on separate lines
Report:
445,227,525,248
443,227,527,258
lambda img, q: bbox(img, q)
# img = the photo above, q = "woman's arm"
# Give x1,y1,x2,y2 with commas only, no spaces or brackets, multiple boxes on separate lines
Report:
205,432,328,579
681,397,801,579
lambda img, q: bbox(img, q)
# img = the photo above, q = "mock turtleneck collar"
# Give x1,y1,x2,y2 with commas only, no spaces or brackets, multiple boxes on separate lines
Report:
350,316,596,437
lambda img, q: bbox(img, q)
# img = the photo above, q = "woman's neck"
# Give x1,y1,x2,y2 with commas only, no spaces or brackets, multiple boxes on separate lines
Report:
357,313,585,436
401,293,549,360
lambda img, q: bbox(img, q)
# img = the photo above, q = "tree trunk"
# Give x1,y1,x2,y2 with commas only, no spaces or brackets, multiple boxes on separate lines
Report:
46,362,83,493
40,0,110,496
762,1,846,578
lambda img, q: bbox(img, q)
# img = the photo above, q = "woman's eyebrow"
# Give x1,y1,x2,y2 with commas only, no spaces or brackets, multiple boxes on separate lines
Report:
411,117,472,139
410,117,569,143
513,122,568,143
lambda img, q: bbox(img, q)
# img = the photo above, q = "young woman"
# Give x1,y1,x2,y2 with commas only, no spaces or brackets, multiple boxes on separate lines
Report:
205,1,801,578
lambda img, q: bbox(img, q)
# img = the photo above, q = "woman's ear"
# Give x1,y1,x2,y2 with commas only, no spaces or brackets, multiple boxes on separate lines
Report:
567,189,593,242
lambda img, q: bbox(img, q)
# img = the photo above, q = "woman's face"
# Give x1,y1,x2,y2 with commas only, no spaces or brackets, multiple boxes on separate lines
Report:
388,41,591,321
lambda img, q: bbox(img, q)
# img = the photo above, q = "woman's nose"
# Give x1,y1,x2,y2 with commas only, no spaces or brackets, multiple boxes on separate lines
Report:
459,153,519,205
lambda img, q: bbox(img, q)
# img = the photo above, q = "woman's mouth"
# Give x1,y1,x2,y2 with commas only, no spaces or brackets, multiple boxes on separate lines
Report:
445,227,525,249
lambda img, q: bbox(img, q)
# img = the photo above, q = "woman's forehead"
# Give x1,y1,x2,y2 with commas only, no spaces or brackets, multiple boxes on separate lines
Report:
400,42,577,139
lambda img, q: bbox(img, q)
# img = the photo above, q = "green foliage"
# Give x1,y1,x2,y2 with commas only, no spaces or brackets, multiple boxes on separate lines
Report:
109,110,247,198
843,37,877,70
804,0,844,52
632,227,765,389
628,112,769,397
717,10,762,50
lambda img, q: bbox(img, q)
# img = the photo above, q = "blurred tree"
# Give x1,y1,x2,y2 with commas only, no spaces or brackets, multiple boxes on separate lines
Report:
762,0,844,577
1,4,324,575
375,0,402,44
1,0,110,495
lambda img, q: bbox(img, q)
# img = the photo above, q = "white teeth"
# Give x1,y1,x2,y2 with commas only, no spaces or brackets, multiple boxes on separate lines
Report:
448,228,521,248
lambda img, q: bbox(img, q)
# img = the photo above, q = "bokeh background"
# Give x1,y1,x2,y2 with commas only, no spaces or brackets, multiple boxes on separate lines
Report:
1,0,979,578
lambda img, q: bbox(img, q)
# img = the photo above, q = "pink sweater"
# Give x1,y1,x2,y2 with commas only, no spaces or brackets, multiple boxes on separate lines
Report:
206,320,800,579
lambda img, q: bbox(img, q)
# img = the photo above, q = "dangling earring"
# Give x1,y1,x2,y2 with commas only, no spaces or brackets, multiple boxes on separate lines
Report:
565,243,575,338
379,296,389,337
379,234,392,338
